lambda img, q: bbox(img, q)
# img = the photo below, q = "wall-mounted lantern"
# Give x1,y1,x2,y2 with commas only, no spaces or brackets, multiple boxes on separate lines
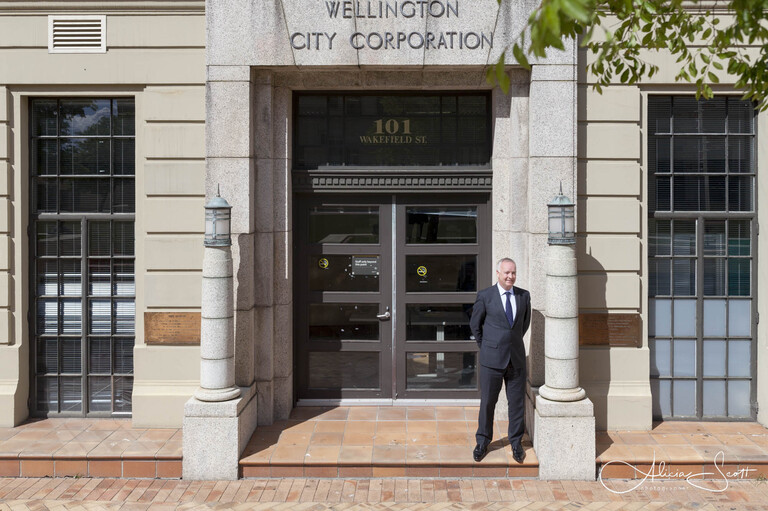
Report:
204,187,232,247
547,183,575,245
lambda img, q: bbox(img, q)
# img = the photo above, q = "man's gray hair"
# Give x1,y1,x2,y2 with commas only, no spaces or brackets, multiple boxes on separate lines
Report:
496,257,516,271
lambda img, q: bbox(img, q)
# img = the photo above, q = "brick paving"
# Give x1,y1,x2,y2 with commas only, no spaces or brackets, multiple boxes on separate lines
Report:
2,477,768,509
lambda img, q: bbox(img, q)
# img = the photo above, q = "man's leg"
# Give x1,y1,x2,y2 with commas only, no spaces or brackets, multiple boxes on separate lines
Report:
476,364,503,446
504,364,526,448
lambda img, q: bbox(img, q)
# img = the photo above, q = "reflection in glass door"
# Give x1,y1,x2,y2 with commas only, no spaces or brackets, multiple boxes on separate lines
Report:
295,195,490,401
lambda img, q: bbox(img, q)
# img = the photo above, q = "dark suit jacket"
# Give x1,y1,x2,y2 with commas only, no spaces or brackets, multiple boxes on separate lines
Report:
470,284,531,370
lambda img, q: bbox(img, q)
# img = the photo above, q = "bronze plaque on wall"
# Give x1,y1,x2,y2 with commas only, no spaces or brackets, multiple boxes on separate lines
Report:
579,313,641,347
145,312,201,345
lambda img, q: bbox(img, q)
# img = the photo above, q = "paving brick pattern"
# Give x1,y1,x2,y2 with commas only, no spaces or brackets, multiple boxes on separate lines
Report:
2,477,768,509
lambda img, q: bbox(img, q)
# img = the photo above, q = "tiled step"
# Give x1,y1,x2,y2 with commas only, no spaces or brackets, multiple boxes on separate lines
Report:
240,459,538,479
239,407,538,478
0,418,183,479
0,457,181,478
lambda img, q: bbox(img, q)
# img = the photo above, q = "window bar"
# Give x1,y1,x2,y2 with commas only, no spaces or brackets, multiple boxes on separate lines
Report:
696,216,704,418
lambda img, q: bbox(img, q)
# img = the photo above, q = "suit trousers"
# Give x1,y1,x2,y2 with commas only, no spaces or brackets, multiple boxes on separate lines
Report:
476,362,526,448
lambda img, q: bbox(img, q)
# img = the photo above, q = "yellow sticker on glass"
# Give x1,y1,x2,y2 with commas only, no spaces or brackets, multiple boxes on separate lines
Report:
318,258,329,269
417,265,427,277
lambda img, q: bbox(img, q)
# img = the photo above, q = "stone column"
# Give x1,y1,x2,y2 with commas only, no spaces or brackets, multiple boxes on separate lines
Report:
533,231,595,480
538,244,585,402
195,244,240,402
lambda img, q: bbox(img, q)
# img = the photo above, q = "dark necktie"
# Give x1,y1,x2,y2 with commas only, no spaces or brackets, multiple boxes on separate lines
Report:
504,291,514,327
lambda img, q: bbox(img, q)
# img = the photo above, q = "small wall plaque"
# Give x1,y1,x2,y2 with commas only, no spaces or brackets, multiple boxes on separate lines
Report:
145,312,201,345
579,313,641,347
351,256,379,276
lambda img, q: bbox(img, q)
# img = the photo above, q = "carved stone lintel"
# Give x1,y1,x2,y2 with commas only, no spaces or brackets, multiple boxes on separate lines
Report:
292,168,493,193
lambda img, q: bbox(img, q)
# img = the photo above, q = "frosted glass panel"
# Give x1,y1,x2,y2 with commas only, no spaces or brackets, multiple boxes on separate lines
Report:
728,300,751,336
651,379,671,417
673,299,696,337
650,339,671,377
728,340,751,378
703,380,726,416
703,300,726,337
673,339,696,377
728,380,751,416
703,340,726,377
673,380,696,416
650,299,671,337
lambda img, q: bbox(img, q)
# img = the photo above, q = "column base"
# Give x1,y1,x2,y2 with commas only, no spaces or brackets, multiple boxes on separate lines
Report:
183,383,257,480
538,384,585,402
194,386,241,402
534,394,596,480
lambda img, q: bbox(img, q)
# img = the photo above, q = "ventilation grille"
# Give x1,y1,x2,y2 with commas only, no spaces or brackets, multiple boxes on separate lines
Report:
48,15,106,54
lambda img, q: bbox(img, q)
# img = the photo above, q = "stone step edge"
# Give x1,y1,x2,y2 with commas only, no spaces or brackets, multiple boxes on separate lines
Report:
0,457,182,479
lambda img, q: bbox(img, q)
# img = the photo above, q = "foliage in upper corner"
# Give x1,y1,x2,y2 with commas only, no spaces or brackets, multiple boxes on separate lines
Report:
490,0,768,110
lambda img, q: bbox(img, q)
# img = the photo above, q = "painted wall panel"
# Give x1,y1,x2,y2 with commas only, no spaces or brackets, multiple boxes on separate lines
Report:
144,198,204,233
143,86,205,122
578,123,640,160
577,161,640,197
577,197,641,234
578,273,640,309
577,236,640,272
144,272,201,307
144,160,205,195
145,236,203,270
0,49,204,85
144,124,205,159
578,85,640,122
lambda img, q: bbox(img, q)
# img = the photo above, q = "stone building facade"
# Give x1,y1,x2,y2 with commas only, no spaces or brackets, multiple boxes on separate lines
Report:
0,0,765,442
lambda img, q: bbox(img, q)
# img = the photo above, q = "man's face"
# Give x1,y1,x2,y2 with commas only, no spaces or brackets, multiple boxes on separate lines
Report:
496,261,517,291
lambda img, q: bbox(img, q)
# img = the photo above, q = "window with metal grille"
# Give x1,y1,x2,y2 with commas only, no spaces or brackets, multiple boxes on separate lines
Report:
648,96,756,419
30,98,135,416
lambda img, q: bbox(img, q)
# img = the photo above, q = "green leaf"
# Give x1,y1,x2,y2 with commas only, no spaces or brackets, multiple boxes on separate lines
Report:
559,0,592,24
512,44,530,69
708,71,720,84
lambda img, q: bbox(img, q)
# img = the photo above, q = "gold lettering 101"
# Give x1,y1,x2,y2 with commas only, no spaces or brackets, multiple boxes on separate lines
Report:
373,118,412,135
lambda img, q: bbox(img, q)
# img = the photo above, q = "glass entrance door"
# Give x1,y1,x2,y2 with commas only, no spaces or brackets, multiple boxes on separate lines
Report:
295,194,489,401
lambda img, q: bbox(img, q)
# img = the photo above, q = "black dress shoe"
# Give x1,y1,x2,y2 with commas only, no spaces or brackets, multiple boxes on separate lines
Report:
473,443,488,462
511,443,525,463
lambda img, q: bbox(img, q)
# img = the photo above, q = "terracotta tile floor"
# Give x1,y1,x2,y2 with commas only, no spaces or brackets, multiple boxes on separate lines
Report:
597,421,768,479
2,410,768,481
0,418,181,479
240,407,538,478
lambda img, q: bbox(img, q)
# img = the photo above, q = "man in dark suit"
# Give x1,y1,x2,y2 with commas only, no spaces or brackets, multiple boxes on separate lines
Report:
470,257,531,463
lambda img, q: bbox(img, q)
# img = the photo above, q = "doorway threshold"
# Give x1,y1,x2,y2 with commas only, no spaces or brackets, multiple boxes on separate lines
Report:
297,398,481,407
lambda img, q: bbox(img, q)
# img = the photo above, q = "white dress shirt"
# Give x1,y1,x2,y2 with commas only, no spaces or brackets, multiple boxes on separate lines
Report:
497,283,516,322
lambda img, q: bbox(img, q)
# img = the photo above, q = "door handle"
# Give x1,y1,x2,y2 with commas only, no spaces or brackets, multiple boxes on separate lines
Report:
377,306,391,320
